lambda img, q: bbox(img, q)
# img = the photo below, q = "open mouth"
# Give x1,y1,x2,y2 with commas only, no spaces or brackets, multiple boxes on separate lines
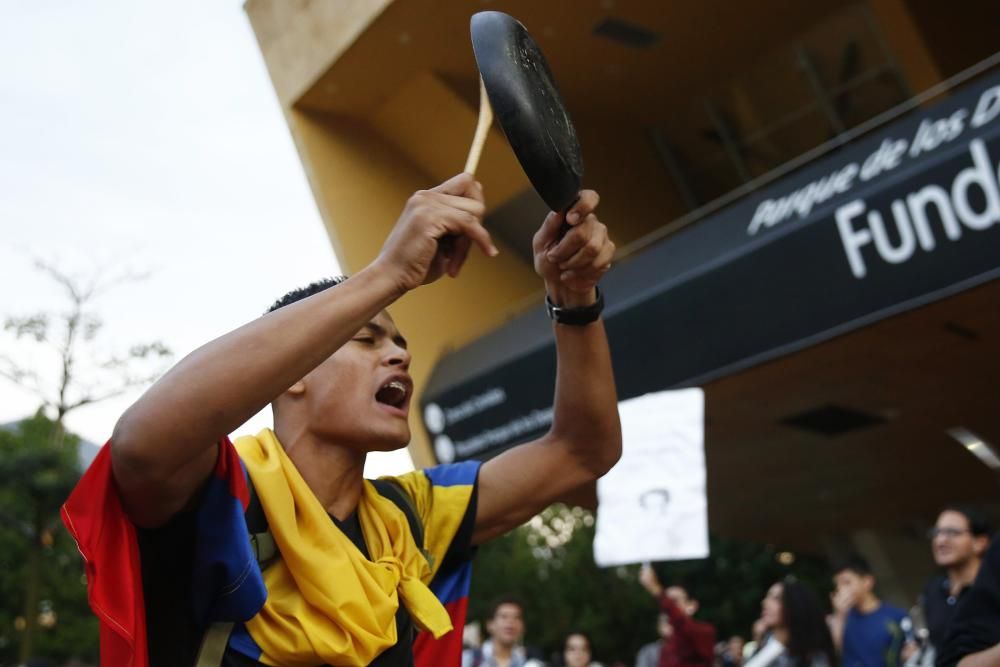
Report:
375,378,410,410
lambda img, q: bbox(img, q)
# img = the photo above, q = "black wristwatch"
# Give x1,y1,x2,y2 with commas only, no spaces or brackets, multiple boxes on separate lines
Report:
545,287,604,326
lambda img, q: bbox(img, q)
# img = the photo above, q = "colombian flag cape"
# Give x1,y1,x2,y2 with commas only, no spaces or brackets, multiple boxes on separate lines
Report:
61,436,479,667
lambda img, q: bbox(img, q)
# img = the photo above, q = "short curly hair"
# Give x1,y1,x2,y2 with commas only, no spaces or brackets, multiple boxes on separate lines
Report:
266,276,348,314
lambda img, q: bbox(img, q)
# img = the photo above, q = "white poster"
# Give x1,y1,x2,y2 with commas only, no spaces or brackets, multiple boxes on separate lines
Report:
593,388,708,566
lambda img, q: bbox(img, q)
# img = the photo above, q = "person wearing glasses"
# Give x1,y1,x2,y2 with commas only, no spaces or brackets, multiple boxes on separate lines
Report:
936,533,1000,667
912,507,992,665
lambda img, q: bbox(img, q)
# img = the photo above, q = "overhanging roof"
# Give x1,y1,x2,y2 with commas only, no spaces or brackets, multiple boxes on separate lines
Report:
420,69,1000,546
426,70,1000,413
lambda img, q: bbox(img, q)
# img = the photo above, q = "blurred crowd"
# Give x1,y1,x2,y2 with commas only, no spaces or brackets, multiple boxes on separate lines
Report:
461,506,999,667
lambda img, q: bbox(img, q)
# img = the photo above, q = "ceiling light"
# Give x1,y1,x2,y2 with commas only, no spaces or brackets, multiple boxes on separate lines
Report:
947,427,1000,470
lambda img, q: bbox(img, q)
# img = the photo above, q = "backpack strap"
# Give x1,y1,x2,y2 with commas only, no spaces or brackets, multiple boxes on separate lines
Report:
245,474,278,570
371,478,434,569
370,478,425,551
194,622,233,667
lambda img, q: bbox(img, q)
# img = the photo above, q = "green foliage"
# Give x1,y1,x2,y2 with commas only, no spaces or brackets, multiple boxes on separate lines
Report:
0,412,98,665
0,413,77,517
469,505,832,665
469,504,651,664
3,314,50,343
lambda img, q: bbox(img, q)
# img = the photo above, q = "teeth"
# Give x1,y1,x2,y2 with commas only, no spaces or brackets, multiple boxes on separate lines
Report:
376,379,409,407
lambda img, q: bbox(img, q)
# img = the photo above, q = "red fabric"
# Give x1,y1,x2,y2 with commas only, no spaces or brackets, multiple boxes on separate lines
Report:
61,439,244,667
658,594,717,667
413,596,468,667
61,443,148,667
219,438,250,508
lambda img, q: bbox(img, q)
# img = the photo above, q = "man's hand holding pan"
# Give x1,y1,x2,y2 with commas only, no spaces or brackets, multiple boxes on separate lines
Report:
533,190,614,308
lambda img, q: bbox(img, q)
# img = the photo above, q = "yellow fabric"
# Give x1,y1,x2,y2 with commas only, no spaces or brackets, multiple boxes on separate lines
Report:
235,429,453,667
387,472,478,580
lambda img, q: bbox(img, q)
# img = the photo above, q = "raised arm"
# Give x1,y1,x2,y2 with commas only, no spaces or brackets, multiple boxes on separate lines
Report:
473,191,621,544
113,174,495,527
639,564,686,628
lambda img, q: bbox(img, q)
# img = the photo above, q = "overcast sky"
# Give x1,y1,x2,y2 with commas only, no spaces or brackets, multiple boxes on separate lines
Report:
0,1,414,476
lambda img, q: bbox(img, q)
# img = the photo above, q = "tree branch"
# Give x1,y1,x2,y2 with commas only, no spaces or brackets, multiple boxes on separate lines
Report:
0,358,48,400
3,259,167,426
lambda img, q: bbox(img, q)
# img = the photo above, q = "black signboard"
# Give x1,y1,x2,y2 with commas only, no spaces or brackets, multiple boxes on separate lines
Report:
421,72,1000,464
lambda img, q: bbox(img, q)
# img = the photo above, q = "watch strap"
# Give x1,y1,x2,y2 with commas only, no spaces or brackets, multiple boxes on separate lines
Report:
545,286,604,326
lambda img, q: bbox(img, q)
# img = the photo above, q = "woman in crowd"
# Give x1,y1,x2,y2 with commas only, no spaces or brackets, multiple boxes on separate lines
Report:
744,579,837,667
562,631,604,667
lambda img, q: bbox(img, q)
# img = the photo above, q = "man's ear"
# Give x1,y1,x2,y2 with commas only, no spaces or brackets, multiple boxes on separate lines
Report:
273,379,307,427
974,535,990,558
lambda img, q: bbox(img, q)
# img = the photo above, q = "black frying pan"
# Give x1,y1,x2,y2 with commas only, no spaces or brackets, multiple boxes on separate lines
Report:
469,11,584,213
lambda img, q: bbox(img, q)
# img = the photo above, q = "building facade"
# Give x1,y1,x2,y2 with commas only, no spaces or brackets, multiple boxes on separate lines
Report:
245,0,1000,599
